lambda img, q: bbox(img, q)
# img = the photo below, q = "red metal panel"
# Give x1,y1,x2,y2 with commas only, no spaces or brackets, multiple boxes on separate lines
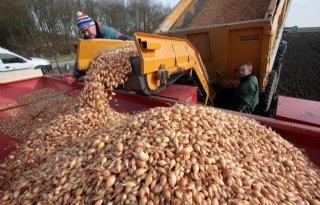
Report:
153,84,198,104
109,92,169,114
243,113,320,166
276,96,320,128
0,76,82,105
0,75,173,114
0,76,170,160
0,132,18,161
0,112,18,161
1,77,319,166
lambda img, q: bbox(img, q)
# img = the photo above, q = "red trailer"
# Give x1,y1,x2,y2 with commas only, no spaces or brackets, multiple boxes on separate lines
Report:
1,76,320,166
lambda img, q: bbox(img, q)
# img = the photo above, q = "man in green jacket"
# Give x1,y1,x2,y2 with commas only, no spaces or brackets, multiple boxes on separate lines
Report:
233,63,259,113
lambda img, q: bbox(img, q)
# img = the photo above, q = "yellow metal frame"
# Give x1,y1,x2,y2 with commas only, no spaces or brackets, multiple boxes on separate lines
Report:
76,39,134,70
75,34,214,105
155,0,193,33
133,32,214,105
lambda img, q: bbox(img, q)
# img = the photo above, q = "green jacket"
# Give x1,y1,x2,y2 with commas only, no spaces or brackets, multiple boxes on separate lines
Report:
233,74,259,113
84,21,132,40
100,25,122,39
100,25,132,40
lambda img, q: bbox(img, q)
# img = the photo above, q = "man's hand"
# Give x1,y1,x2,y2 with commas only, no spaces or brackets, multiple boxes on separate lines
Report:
118,34,133,41
67,77,77,85
78,76,85,82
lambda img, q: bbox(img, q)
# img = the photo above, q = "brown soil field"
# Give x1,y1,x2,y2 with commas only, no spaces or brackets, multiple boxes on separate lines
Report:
277,32,320,101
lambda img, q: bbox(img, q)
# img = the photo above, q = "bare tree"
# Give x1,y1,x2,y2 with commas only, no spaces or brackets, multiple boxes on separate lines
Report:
0,0,38,55
56,0,80,53
0,0,171,56
126,0,170,35
97,0,127,33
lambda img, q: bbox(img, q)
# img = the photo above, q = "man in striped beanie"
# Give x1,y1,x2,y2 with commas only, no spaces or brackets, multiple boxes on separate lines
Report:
76,11,132,40
67,11,133,84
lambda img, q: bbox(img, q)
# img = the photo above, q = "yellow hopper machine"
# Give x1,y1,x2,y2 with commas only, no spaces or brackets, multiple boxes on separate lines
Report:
76,32,214,105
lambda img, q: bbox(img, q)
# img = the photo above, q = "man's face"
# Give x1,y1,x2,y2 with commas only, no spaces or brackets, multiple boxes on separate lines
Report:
238,65,251,78
81,25,96,39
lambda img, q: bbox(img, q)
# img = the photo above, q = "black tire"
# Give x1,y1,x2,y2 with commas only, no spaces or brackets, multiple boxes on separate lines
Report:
35,66,48,75
274,63,282,90
268,94,279,118
273,62,282,73
262,70,278,112
282,42,287,54
275,42,287,62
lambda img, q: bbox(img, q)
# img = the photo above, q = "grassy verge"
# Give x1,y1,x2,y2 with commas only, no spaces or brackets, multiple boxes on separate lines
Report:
43,65,75,76
47,53,76,62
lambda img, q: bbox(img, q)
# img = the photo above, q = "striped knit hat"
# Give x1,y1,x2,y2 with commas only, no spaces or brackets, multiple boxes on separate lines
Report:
76,11,95,30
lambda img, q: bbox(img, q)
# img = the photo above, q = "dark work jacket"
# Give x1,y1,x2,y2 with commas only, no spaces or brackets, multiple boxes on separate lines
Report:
233,74,259,113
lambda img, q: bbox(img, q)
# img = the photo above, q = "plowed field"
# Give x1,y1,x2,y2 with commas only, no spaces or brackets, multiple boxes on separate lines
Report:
277,32,320,101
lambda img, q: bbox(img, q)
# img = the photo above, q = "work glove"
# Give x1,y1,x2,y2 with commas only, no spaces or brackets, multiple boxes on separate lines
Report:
118,35,133,41
67,77,77,85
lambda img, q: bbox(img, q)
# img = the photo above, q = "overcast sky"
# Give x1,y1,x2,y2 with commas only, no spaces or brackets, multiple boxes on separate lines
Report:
161,0,320,27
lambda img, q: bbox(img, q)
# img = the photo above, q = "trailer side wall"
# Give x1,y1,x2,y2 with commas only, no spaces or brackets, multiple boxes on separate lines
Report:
156,0,291,91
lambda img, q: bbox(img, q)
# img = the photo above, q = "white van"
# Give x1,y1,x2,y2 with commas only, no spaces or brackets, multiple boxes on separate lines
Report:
0,47,52,72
